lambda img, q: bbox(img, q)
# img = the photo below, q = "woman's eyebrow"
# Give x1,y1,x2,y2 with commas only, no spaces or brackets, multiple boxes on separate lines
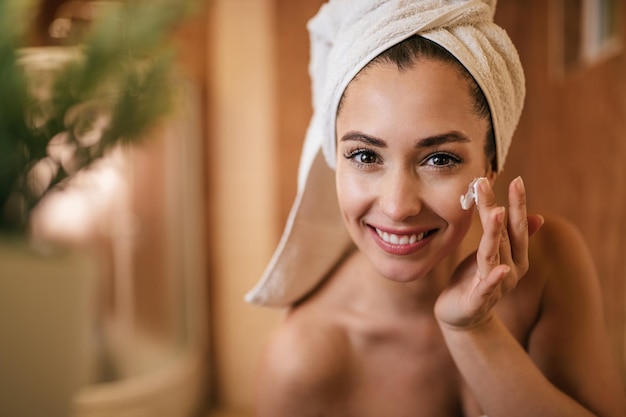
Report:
340,130,470,148
417,131,471,148
339,132,387,147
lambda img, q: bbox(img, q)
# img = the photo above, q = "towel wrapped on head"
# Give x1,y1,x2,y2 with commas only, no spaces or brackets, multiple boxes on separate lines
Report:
246,0,525,307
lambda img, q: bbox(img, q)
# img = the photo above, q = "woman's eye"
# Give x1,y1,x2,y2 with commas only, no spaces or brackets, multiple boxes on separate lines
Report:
345,149,379,165
424,152,461,168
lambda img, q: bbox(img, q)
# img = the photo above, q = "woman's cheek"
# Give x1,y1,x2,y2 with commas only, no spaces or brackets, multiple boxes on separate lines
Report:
336,171,371,218
427,182,475,227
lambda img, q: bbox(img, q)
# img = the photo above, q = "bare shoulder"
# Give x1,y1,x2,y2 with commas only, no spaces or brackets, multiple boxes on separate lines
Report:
529,214,595,272
527,214,603,314
254,305,351,416
528,213,603,327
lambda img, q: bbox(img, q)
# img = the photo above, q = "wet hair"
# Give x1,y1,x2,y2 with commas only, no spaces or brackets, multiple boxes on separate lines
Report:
340,35,496,170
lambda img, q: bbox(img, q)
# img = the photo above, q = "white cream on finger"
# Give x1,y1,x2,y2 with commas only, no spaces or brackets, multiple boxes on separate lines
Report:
460,177,486,210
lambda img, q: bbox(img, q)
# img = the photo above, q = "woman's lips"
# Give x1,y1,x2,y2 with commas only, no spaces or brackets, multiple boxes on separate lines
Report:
369,226,436,255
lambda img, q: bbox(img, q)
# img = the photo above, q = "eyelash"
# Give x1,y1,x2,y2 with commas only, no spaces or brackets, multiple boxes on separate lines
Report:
343,148,381,168
343,148,463,171
422,151,463,170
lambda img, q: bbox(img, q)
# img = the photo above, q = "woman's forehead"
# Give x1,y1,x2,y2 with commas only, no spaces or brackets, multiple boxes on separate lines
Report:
338,60,482,135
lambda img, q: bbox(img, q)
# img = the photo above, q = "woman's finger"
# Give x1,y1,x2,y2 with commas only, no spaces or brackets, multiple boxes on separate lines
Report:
527,213,545,236
507,176,529,271
498,219,513,269
474,178,506,278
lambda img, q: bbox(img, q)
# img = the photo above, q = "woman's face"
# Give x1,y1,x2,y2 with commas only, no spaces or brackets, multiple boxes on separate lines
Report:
335,58,494,283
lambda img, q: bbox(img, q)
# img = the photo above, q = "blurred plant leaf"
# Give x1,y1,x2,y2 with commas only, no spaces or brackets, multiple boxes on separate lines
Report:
0,0,195,233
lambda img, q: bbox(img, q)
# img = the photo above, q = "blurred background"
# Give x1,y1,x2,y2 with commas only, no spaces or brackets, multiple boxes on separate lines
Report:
0,0,624,416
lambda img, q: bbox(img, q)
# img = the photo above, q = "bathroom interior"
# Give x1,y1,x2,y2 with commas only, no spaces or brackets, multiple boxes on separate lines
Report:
0,0,625,416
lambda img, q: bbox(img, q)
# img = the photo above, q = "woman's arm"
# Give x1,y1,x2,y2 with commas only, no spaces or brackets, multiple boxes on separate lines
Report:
440,313,598,416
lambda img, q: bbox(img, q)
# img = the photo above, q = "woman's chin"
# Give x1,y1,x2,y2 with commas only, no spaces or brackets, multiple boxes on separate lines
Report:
375,263,432,283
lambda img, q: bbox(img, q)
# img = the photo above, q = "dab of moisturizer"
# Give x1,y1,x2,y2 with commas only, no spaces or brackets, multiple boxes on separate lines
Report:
460,177,485,210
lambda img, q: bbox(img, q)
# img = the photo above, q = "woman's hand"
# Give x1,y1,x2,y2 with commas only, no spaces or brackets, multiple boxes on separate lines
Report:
434,176,544,329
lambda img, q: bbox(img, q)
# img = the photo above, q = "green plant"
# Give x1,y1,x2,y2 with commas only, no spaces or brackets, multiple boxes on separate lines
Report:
0,0,193,234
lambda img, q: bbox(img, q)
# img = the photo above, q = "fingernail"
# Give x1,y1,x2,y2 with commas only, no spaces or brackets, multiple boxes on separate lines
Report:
514,176,524,192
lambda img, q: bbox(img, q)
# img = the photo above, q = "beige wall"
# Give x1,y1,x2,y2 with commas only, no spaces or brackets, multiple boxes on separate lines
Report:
206,0,282,411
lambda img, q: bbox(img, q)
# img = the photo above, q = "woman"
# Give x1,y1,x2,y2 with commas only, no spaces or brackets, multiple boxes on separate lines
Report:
246,1,626,416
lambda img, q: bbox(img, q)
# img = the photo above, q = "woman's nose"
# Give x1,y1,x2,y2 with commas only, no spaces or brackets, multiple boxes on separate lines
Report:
378,169,422,222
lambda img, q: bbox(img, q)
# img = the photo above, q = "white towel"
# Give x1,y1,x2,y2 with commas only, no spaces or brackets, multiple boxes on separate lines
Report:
245,0,525,307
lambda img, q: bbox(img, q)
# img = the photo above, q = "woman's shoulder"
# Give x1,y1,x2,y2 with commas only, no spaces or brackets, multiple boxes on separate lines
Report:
524,213,607,339
528,213,596,278
263,306,352,374
531,214,587,250
255,306,352,414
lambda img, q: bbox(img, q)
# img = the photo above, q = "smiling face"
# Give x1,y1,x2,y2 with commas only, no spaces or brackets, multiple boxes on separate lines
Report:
335,58,494,283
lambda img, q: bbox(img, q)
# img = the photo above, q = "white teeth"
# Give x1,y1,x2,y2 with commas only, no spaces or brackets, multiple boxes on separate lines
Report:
376,228,428,245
